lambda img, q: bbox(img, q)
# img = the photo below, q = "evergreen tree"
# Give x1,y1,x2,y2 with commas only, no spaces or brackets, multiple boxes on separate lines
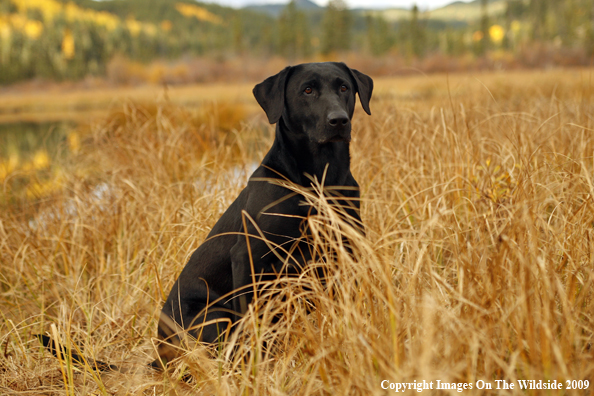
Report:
478,0,489,54
530,0,549,40
278,1,312,59
321,0,352,55
586,0,594,57
366,14,392,56
407,4,425,57
233,16,243,53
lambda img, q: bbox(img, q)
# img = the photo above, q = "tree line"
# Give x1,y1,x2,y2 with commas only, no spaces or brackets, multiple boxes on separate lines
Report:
1,0,593,85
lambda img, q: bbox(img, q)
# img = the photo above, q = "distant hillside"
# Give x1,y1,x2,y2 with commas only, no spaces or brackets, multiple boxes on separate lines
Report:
77,0,502,24
379,0,507,22
240,0,508,25
245,0,321,17
70,0,274,31
425,0,507,21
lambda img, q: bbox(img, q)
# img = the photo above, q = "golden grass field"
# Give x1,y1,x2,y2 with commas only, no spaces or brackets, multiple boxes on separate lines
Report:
1,68,594,395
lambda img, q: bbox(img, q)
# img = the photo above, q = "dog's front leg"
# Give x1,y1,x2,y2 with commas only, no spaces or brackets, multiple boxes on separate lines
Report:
228,182,311,324
230,240,253,322
229,222,306,322
229,228,277,323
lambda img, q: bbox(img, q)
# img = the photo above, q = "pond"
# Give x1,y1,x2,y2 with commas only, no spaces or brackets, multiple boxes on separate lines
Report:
0,121,77,163
0,121,78,203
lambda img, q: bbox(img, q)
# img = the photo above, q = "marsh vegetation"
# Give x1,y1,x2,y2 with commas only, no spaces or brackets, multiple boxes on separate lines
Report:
1,69,593,394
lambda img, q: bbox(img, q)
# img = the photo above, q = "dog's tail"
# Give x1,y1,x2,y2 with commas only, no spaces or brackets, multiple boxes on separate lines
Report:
36,333,171,376
36,333,119,372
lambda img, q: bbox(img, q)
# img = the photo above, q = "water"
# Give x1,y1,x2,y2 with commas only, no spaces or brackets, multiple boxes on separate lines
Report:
0,121,77,166
1,120,259,215
0,121,77,203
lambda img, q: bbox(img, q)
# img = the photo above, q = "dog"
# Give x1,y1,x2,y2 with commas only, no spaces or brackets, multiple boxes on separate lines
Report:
153,62,372,368
38,62,372,372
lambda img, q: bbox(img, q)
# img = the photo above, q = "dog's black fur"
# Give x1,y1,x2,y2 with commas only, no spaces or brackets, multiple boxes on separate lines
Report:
153,62,373,367
36,334,118,372
38,62,372,372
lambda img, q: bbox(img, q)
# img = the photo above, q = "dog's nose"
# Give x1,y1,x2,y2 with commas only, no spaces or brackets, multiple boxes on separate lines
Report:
328,112,349,128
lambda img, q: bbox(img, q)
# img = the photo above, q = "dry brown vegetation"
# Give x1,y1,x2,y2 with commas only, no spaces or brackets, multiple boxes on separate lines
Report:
1,69,594,395
0,81,258,124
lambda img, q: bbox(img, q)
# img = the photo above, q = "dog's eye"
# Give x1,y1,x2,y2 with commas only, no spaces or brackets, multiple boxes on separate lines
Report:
304,87,313,95
340,85,348,92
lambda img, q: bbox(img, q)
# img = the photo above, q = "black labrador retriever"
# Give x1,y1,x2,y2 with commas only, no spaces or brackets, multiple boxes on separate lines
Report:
38,62,372,372
153,62,372,368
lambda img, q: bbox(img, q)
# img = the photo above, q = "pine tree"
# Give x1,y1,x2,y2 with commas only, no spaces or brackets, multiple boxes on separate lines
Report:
478,0,489,54
278,1,312,59
530,0,549,40
586,0,594,57
366,14,392,56
408,4,425,57
321,0,352,55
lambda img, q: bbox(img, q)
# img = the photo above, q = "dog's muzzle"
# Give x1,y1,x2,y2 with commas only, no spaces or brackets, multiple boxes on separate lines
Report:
319,110,351,143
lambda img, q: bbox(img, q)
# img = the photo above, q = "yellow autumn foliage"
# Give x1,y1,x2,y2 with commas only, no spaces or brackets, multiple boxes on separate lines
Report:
10,0,62,22
24,20,43,39
63,2,119,31
511,20,521,33
6,14,26,30
32,149,50,169
126,18,142,37
6,0,154,34
62,28,75,59
68,132,80,153
175,3,223,25
0,24,12,41
25,174,64,199
19,150,50,173
489,24,505,43
0,155,18,181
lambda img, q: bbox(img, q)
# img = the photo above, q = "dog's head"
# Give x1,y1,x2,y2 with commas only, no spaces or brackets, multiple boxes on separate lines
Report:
253,62,373,144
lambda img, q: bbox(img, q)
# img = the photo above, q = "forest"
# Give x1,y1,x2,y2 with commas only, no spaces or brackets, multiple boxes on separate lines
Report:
1,0,593,85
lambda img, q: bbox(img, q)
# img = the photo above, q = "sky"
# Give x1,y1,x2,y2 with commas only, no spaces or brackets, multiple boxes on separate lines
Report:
206,0,474,10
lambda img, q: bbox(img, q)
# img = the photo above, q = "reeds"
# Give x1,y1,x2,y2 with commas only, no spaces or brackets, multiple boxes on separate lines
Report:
1,69,593,394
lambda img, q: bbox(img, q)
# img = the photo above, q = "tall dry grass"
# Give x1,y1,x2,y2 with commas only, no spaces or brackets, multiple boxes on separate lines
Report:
1,69,593,395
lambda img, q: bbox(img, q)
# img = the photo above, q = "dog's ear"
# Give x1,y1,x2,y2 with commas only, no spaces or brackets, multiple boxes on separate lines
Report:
253,66,292,124
343,65,373,115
